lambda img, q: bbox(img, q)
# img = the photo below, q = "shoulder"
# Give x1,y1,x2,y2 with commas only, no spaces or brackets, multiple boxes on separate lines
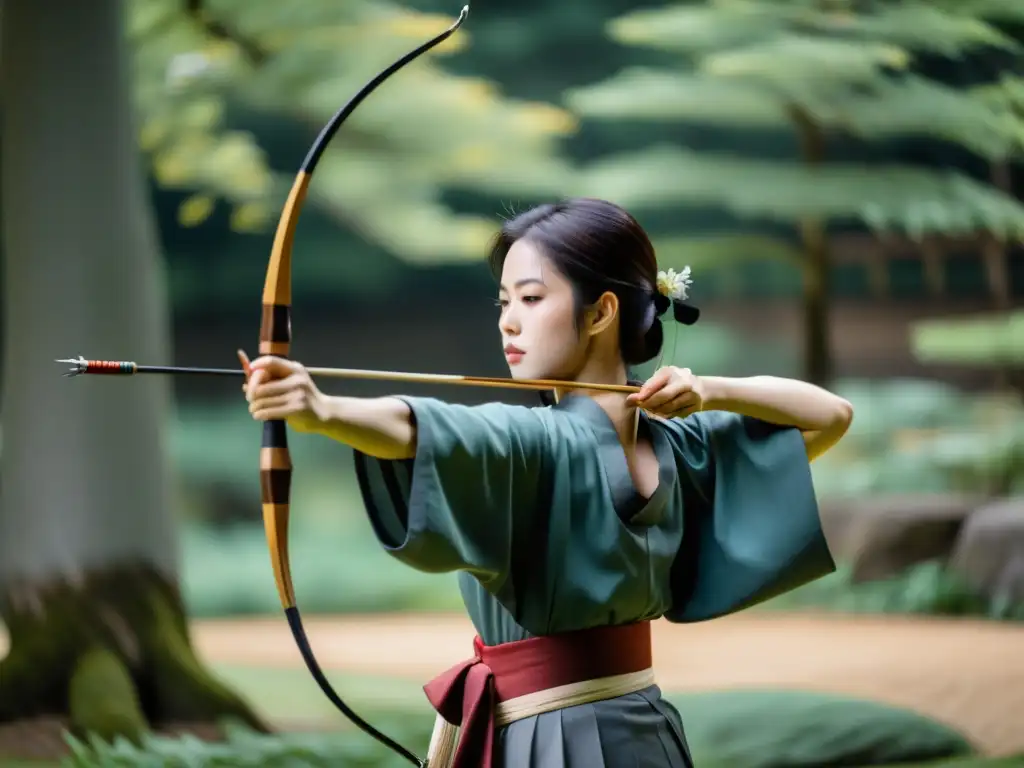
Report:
652,411,710,447
657,410,806,482
658,410,785,446
654,412,755,478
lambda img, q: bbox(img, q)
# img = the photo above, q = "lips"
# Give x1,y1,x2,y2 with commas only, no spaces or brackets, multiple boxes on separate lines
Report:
504,344,525,364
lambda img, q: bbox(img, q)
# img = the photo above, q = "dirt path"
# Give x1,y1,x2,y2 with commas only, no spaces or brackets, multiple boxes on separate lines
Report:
191,612,1024,757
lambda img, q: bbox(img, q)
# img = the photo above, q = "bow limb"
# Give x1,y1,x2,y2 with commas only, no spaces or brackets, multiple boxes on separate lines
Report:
258,8,470,766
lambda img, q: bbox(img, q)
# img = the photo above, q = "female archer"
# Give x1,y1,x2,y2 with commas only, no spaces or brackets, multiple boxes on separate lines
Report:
242,197,852,767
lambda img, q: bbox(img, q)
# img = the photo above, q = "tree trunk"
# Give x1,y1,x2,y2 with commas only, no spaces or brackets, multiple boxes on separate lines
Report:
986,161,1015,394
0,0,264,750
790,106,832,386
0,565,264,742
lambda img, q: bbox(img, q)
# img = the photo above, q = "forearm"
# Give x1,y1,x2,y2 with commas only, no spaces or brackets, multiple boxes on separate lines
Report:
702,376,849,430
314,395,417,460
701,375,853,459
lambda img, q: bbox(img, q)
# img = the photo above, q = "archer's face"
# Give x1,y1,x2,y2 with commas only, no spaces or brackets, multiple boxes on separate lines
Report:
497,240,589,381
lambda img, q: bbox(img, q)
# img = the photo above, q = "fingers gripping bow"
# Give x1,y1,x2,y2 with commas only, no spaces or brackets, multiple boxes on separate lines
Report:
258,8,470,766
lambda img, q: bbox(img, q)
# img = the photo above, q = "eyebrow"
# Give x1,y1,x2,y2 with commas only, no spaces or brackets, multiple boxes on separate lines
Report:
498,278,546,292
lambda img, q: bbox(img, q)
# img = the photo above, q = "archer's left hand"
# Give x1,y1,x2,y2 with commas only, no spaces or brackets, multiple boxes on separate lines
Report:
240,350,329,433
626,366,705,419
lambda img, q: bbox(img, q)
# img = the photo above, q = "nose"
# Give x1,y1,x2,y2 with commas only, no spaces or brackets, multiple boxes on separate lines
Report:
498,303,519,338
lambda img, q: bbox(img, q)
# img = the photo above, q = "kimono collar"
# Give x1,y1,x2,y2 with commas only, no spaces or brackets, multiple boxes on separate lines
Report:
552,394,676,525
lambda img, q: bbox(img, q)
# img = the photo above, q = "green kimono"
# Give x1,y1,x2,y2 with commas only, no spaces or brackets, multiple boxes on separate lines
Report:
354,394,835,767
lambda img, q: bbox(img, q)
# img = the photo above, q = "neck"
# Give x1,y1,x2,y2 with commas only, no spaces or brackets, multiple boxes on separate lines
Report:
553,356,638,446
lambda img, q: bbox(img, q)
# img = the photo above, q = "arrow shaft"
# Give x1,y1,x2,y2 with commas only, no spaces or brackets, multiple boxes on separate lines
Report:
61,358,640,394
139,365,241,377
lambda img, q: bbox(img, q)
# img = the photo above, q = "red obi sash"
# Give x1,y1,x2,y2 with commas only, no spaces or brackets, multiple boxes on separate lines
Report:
423,621,653,768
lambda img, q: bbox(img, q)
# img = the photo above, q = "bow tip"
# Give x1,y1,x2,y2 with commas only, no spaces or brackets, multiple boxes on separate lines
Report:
458,4,469,20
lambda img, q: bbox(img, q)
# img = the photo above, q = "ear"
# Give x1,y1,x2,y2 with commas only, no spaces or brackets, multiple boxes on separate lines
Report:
584,290,619,338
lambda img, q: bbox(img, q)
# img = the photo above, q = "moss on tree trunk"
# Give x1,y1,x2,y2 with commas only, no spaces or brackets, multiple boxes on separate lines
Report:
0,562,267,744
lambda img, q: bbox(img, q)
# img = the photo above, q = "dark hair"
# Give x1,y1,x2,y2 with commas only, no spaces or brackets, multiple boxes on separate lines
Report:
488,197,698,367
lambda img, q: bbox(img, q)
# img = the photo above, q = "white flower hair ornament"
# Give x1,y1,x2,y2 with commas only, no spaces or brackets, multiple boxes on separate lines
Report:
654,266,700,325
657,267,692,301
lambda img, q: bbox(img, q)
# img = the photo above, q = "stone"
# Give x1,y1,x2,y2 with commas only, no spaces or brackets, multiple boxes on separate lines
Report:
949,497,1024,609
817,497,861,562
842,494,985,582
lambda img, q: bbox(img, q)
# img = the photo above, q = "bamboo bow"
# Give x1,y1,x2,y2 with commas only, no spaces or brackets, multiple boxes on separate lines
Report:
254,9,469,766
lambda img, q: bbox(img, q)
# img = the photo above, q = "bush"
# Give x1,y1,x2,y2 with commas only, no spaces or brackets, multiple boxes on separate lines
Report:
810,379,1024,498
670,690,975,768
763,561,1024,621
180,521,463,618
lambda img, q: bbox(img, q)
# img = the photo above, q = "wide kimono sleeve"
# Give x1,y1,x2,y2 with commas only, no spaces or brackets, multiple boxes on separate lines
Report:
352,396,552,593
663,410,836,623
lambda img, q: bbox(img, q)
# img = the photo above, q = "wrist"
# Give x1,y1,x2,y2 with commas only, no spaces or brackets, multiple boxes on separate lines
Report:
312,394,347,437
699,375,733,411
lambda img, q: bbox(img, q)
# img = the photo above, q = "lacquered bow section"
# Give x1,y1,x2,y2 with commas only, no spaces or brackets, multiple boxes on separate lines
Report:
258,8,470,766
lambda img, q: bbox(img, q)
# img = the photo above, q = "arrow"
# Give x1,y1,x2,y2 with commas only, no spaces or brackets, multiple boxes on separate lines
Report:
55,355,640,394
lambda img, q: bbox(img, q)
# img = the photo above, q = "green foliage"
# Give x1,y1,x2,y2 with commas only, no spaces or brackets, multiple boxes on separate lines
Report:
764,561,1024,621
809,378,1024,497
170,408,460,617
572,146,1024,240
59,716,433,767
647,234,803,297
570,68,1024,161
912,758,1024,768
672,689,975,768
179,521,463,618
169,403,338,495
567,0,1024,240
129,0,576,262
911,310,1024,366
633,316,801,381
606,1,1023,58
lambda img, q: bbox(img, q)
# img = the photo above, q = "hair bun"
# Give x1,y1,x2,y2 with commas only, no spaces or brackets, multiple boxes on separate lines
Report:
653,292,671,316
672,300,700,326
